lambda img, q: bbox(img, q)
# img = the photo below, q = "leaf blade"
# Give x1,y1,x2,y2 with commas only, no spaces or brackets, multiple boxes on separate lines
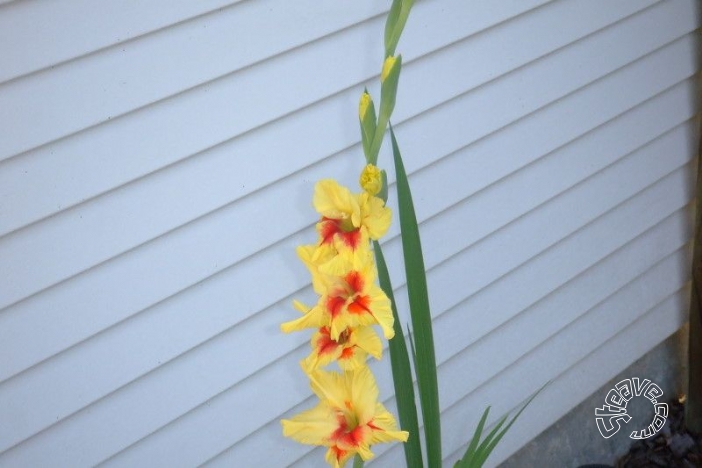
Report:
390,123,442,467
373,241,423,468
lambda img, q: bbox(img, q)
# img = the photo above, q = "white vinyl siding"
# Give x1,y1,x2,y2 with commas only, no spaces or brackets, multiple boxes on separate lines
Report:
0,1,698,466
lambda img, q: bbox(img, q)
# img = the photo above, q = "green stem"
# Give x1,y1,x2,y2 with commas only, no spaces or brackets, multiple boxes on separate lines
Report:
353,454,364,468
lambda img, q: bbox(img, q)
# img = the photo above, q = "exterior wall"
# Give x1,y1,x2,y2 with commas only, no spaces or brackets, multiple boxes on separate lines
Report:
0,0,699,466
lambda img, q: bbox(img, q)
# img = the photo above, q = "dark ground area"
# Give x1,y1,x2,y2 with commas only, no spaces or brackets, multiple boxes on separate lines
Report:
614,399,702,468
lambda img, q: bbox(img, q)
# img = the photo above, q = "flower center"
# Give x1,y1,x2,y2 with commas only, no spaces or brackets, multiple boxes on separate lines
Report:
338,216,356,233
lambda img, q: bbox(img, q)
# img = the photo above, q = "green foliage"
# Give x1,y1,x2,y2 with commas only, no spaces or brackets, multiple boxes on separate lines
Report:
359,89,377,163
385,0,415,57
390,124,442,467
369,56,402,165
374,241,423,468
454,385,547,468
378,169,389,203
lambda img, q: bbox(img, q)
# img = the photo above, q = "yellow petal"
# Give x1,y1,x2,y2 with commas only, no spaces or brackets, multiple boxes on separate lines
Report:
359,193,391,240
369,285,394,339
314,179,360,223
350,366,380,425
303,328,343,372
281,402,338,446
319,229,370,276
355,441,375,461
337,347,368,370
352,326,383,360
330,307,376,342
281,303,327,333
308,369,349,410
325,446,354,468
367,402,409,445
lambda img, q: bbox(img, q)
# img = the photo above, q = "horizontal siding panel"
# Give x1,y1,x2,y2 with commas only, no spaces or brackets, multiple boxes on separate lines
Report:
226,207,693,467
0,42,696,382
445,285,690,467
0,86,695,431
0,0,243,83
0,60,692,394
2,0,675,238
0,0,388,159
0,9,697,326
0,1,698,466
0,74,695,423
1,37,696,391
2,156,689,465
0,0,557,164
392,102,699,290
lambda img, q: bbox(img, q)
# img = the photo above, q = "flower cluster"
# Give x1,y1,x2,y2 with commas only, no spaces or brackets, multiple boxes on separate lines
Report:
281,174,408,467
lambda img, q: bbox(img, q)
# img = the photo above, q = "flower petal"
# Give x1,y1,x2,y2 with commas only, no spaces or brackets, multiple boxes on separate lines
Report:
352,325,383,360
314,179,360,223
367,402,410,445
350,366,380,425
359,193,391,240
308,369,349,410
281,402,338,446
281,303,327,333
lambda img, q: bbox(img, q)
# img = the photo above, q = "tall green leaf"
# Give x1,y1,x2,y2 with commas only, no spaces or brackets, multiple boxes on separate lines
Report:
373,241,423,468
389,123,442,467
453,406,491,467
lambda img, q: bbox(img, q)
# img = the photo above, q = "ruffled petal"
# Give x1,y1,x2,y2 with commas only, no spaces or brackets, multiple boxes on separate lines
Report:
281,302,328,333
359,193,391,240
325,446,354,468
308,369,349,410
297,244,334,295
314,179,360,223
350,366,380,426
281,402,338,446
366,285,394,339
352,325,383,360
302,327,343,372
367,402,410,445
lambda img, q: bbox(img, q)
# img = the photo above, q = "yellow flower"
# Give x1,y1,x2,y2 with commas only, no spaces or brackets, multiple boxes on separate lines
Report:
381,56,397,83
281,252,394,340
302,325,383,372
359,164,382,196
313,179,391,275
296,244,335,296
281,367,408,468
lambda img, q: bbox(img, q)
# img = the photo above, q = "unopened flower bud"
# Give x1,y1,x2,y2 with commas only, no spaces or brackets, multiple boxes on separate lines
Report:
359,91,372,121
360,164,382,196
381,56,397,83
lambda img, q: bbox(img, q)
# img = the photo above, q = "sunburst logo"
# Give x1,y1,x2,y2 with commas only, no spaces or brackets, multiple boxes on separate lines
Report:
595,377,668,439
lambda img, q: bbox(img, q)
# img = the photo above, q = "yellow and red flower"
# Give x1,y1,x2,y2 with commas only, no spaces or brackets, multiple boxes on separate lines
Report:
281,367,408,468
302,325,383,372
281,252,394,341
313,179,391,275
